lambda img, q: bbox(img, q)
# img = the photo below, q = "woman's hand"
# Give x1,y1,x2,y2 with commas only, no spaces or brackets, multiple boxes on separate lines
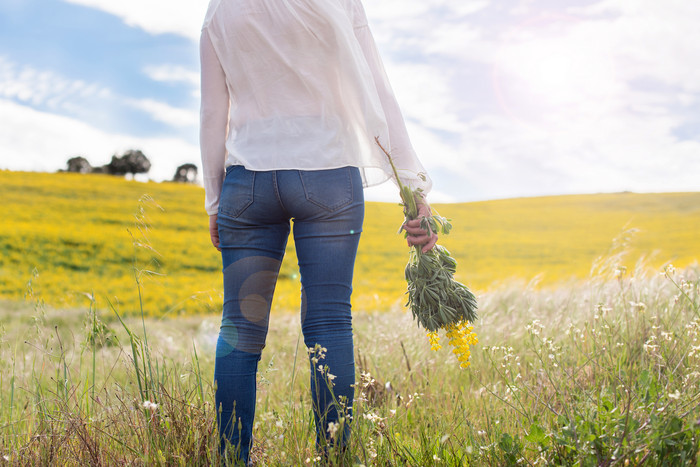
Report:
403,200,438,253
209,214,221,251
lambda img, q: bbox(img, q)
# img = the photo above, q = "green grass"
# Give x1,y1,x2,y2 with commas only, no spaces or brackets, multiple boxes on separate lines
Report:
1,263,698,465
1,170,699,464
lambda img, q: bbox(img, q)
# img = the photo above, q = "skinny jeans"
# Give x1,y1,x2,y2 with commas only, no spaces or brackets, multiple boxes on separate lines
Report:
215,166,364,465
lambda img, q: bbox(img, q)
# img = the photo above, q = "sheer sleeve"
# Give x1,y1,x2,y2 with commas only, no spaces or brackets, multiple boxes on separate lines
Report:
200,27,230,215
351,1,432,194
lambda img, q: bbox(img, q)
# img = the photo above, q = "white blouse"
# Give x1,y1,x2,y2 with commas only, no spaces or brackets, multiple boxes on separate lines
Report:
200,0,432,214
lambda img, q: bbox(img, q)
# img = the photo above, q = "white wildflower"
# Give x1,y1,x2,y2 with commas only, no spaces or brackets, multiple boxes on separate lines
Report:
327,421,340,438
689,344,700,357
526,320,543,336
142,400,158,411
363,412,383,423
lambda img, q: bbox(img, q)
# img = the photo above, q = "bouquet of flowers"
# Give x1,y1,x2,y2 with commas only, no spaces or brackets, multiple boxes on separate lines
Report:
377,138,479,368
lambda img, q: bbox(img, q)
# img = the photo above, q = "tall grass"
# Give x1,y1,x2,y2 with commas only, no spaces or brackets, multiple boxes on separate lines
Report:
1,257,698,465
1,187,698,464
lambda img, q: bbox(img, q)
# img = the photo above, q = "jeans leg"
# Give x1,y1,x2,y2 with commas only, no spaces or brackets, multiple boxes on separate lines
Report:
215,169,290,465
214,349,261,465
289,169,365,451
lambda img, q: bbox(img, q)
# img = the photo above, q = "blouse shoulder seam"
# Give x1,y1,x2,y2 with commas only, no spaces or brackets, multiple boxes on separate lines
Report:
202,0,224,29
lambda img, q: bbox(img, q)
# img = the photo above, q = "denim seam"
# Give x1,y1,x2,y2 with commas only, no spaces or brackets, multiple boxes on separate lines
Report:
272,171,290,217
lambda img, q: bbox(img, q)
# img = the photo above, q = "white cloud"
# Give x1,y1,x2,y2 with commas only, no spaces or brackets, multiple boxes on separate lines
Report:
61,0,209,40
364,181,455,204
1,56,199,134
441,106,700,199
143,64,199,86
0,56,110,109
383,61,465,134
15,0,700,202
363,0,435,22
364,0,488,22
368,0,700,201
578,0,700,94
143,64,201,99
127,98,199,128
0,99,200,182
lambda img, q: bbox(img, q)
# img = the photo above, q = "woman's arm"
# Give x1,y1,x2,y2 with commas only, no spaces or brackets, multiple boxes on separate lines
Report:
351,1,432,194
200,27,230,217
350,1,437,250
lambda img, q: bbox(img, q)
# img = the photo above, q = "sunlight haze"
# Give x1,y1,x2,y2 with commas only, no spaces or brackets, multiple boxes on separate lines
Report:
1,0,698,203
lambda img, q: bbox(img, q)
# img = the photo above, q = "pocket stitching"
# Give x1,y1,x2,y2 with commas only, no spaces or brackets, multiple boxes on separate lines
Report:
300,168,354,212
219,168,255,218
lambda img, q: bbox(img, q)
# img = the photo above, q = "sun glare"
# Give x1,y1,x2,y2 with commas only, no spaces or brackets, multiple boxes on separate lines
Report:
492,14,621,130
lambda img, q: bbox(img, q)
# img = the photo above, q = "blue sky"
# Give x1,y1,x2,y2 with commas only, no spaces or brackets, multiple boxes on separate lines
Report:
1,0,699,203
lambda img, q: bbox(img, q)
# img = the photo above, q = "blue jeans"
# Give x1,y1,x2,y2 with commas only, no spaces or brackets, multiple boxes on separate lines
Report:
215,166,364,464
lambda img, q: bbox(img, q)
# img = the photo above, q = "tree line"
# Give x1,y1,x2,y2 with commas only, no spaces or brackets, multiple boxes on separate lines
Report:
63,149,198,183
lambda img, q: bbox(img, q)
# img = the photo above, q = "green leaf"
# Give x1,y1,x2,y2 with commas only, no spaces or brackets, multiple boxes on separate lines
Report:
525,423,548,446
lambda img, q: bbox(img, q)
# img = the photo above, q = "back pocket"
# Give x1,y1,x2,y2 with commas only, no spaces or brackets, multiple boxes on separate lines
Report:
218,166,255,218
299,167,354,212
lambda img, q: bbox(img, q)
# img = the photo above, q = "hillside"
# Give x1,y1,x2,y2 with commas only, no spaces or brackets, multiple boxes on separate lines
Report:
1,170,698,315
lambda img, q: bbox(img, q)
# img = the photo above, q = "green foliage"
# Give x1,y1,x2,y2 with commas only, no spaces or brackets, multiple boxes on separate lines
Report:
379,142,478,332
1,264,700,464
480,265,700,465
405,245,478,331
1,169,700,464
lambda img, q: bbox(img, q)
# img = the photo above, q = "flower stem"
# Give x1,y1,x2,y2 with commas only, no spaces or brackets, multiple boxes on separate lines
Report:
375,137,418,219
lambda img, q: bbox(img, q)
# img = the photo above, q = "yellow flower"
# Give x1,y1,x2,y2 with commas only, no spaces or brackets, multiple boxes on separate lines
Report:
428,320,478,369
427,331,442,351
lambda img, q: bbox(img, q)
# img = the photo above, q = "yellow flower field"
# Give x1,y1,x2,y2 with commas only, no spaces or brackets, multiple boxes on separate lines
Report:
1,170,698,316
